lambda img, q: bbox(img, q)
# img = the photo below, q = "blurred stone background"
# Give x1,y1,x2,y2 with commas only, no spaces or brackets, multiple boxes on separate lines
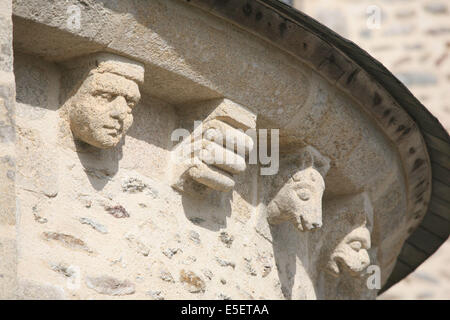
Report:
284,0,450,299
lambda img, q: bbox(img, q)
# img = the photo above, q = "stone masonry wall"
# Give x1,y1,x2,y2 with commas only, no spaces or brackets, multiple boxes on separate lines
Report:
0,0,441,300
0,0,17,299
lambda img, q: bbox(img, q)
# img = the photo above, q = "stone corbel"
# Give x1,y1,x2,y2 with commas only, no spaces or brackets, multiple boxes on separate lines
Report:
266,146,330,232
322,192,373,278
170,98,256,194
60,53,144,149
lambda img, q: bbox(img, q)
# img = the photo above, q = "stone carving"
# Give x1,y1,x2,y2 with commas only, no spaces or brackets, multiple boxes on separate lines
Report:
321,192,373,277
171,99,256,193
62,53,144,149
6,0,438,300
266,146,330,231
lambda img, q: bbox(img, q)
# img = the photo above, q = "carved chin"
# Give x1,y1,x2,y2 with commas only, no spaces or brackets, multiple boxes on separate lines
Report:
326,258,341,277
80,130,123,149
294,218,304,232
94,133,122,148
327,250,370,277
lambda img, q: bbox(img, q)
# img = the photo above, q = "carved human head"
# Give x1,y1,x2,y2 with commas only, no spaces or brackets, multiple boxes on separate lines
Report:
64,53,144,148
323,193,373,277
267,146,330,231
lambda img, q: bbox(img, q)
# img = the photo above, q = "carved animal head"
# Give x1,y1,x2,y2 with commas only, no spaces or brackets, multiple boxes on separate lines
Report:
326,226,371,276
322,193,373,277
267,146,330,232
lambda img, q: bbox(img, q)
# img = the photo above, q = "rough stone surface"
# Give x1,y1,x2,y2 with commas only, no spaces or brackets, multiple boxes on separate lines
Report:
105,205,130,218
180,270,206,293
146,290,164,300
0,0,439,300
79,217,108,234
219,232,234,248
42,232,92,254
17,280,65,300
0,0,17,299
85,276,135,296
61,53,144,149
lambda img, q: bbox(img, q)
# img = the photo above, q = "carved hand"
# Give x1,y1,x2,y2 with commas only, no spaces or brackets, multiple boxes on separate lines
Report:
185,118,254,192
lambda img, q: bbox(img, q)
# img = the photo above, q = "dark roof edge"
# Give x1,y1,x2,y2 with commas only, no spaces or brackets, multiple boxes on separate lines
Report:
257,0,450,293
256,0,449,138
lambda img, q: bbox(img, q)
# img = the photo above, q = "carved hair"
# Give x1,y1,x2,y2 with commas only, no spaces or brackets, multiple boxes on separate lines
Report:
59,53,145,105
62,52,144,83
57,53,145,149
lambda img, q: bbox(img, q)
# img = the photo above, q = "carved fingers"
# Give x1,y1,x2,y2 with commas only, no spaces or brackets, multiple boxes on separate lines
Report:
171,100,256,194
202,119,254,155
187,161,235,192
187,119,254,192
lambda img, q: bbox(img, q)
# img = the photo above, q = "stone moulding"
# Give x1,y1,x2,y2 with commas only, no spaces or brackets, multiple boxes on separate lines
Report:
186,0,431,226
185,0,448,292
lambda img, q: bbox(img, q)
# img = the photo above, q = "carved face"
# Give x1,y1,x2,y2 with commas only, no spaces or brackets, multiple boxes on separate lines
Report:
69,72,141,148
326,226,371,276
268,167,325,231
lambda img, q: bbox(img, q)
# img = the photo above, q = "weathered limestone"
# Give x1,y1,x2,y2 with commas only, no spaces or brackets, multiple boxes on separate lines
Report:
0,0,443,300
322,193,373,277
0,0,17,299
171,98,256,193
312,192,375,300
61,53,144,149
266,146,330,231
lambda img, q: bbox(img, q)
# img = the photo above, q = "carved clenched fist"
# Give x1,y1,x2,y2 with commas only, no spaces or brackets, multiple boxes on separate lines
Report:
171,99,256,194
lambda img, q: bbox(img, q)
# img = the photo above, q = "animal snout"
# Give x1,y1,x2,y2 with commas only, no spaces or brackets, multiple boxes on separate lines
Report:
301,210,323,230
311,222,322,229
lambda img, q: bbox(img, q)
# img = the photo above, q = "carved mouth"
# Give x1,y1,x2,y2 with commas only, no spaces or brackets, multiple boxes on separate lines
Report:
334,254,368,277
103,124,122,137
333,256,347,275
296,216,305,231
294,214,320,232
296,215,311,232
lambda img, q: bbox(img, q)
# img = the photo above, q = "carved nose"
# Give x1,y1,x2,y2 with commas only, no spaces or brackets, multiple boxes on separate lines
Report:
110,96,128,120
312,222,321,229
302,211,323,230
303,222,321,231
110,111,126,120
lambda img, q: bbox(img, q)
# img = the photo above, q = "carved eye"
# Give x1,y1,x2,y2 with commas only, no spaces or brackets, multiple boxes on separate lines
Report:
204,128,220,141
98,92,114,102
126,99,136,109
296,189,310,201
349,241,362,252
